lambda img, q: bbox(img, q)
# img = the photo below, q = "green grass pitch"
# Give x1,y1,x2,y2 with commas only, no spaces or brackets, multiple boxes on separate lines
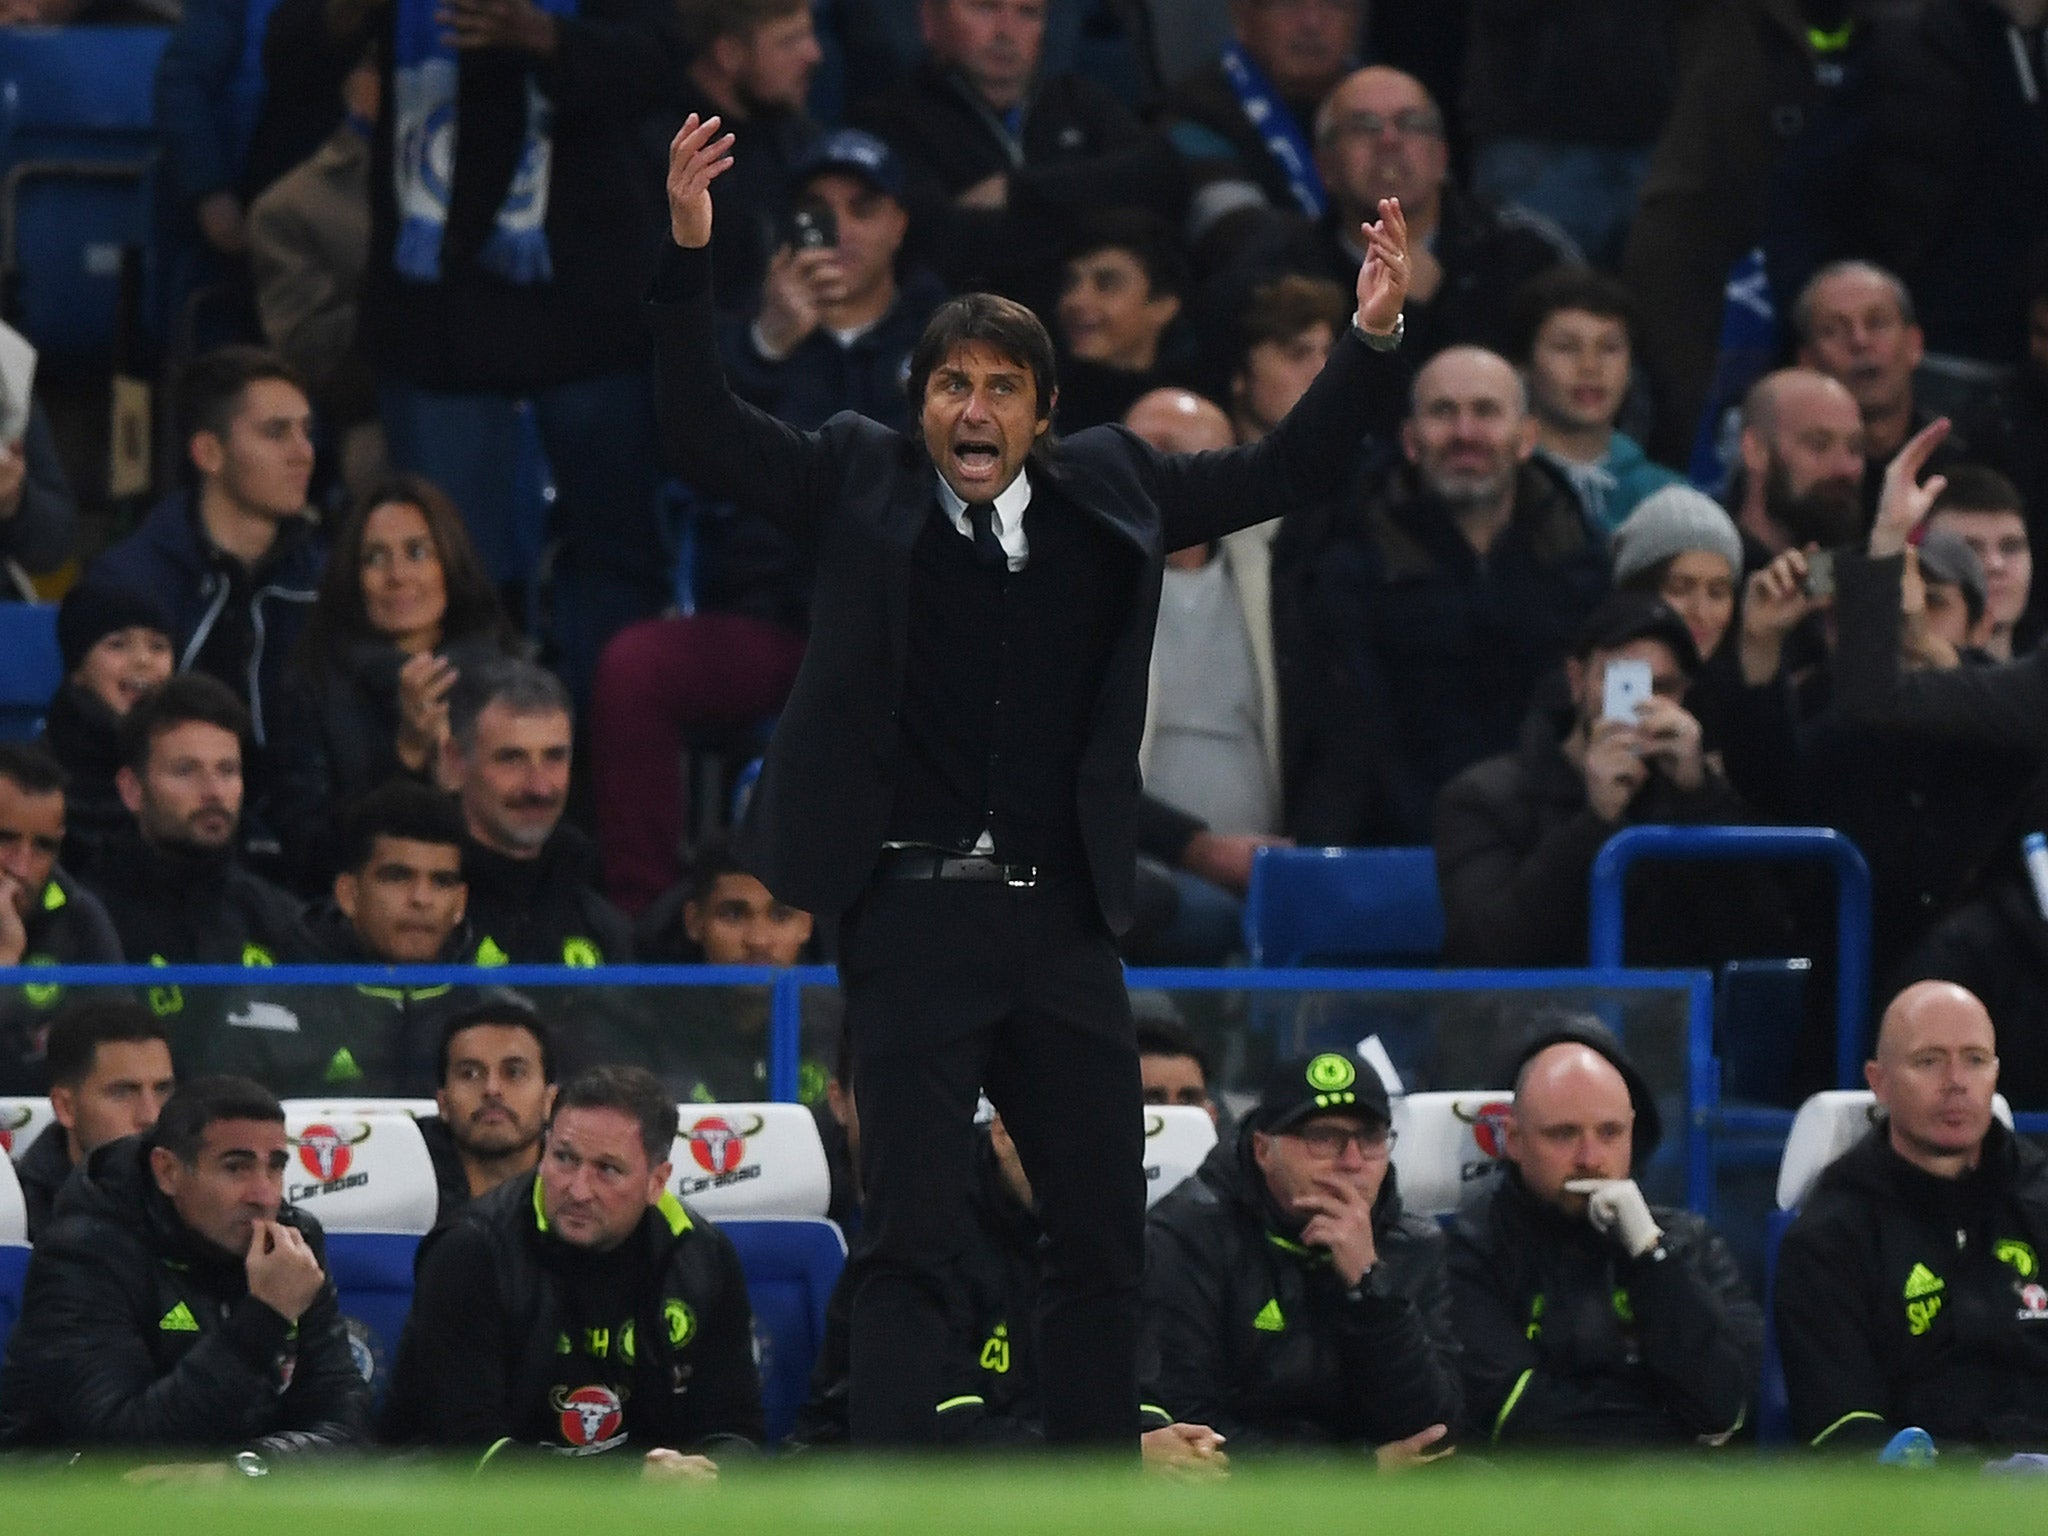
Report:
3,1457,2041,1534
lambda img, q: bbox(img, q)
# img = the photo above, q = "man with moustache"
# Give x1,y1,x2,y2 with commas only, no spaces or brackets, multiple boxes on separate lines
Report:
443,659,633,966
1728,368,1869,567
419,997,559,1222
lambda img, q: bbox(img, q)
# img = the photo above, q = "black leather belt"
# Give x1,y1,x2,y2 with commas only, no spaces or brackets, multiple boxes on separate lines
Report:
879,851,1040,887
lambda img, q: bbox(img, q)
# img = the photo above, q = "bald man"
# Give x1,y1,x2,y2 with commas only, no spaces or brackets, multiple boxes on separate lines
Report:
1776,981,2048,1452
1126,388,1290,961
1730,369,1867,563
1447,1024,1760,1448
1295,345,1608,842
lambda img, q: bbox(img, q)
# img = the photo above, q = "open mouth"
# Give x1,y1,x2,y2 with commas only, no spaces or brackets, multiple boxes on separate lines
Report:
952,441,1003,482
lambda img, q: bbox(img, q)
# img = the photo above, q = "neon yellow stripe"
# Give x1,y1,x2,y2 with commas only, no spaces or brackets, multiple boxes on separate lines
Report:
1139,1403,1173,1427
657,1189,692,1236
1811,1410,1885,1448
934,1395,985,1413
531,1175,548,1233
475,1437,514,1474
1807,20,1853,52
1491,1367,1535,1445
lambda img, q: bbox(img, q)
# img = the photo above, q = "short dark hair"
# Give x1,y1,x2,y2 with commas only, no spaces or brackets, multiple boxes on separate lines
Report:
1066,210,1190,304
150,1075,283,1164
119,672,249,775
337,780,467,874
45,999,169,1089
553,1065,678,1164
673,0,807,52
176,345,305,447
1135,1017,1210,1081
686,836,748,907
447,657,572,753
907,293,1060,432
0,741,66,798
437,992,556,1086
1231,273,1351,379
1930,463,2026,519
1506,265,1637,366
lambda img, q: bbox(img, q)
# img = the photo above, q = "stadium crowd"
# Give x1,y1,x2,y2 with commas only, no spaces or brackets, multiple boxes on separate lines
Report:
2,0,2048,1476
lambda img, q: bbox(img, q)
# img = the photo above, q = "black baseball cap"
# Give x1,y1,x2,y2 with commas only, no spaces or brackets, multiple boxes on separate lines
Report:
1256,1052,1391,1134
789,128,905,200
1570,592,1702,676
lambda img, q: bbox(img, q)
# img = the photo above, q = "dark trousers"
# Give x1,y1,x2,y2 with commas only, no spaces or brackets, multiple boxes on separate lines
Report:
839,872,1145,1449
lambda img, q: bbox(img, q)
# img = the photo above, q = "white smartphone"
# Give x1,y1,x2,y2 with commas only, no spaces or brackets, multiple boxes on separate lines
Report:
1602,658,1653,725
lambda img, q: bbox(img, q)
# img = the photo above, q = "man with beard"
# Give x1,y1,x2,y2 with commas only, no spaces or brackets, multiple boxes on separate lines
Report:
443,659,633,966
1728,368,1868,566
15,1001,175,1239
420,997,558,1223
1298,345,1609,842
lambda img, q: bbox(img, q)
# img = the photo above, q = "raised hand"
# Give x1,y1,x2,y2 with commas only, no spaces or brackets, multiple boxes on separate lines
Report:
1354,196,1410,337
667,113,737,250
1869,417,1951,557
245,1220,326,1323
1738,547,1820,685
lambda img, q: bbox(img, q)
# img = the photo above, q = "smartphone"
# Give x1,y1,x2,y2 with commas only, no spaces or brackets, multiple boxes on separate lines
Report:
790,204,837,252
1602,658,1653,725
1803,547,1836,601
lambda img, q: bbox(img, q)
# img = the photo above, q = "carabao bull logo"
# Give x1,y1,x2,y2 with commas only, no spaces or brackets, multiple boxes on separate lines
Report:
294,1122,373,1183
1452,1098,1514,1161
685,1113,763,1175
551,1384,626,1451
0,1103,29,1156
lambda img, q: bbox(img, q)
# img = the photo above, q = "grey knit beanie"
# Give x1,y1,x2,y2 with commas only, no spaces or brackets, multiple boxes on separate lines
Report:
1611,485,1744,589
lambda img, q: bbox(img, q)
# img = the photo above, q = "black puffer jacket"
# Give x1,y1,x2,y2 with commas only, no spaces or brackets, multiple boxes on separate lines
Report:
0,867,124,1094
1142,1128,1461,1449
462,826,633,966
1775,1120,2048,1451
0,1134,369,1451
38,683,129,877
1448,1167,1760,1447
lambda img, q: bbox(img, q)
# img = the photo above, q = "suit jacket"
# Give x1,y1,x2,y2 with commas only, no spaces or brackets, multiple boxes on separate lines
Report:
648,242,1387,932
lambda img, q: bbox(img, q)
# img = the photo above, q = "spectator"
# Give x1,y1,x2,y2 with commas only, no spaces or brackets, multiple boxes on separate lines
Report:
1297,346,1608,844
84,674,315,966
1962,242,2048,620
1434,594,1781,968
1158,0,1365,237
668,0,825,313
1793,261,1963,520
0,320,81,584
1137,1014,1218,1126
0,744,124,1094
1449,1024,1760,1447
1224,271,1350,445
443,659,631,966
797,1113,1229,1471
1288,66,1575,442
614,838,833,1106
1925,466,2036,661
1609,486,1744,672
1053,214,1192,433
1728,368,1866,563
1776,980,2048,1449
1144,1051,1461,1457
0,1076,369,1458
1850,0,2048,369
90,346,322,761
1510,266,1683,533
337,0,683,705
215,781,472,1096
265,472,517,890
247,47,384,500
723,130,946,440
419,995,557,1221
382,1065,763,1468
1124,388,1289,964
41,583,176,877
853,0,1186,315
1461,1,1676,270
14,1000,175,1240
1915,529,1993,659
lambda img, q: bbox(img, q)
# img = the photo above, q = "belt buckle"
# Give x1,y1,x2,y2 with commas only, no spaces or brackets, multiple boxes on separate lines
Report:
1004,865,1037,889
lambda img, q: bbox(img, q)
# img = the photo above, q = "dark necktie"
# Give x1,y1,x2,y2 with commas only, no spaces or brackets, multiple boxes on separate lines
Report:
966,500,1008,571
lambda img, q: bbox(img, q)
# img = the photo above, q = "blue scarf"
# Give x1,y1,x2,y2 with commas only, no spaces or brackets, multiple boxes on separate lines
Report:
391,0,577,285
1219,43,1325,220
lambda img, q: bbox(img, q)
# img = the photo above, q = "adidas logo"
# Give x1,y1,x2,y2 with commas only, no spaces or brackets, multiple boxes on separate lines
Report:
324,1047,362,1084
1904,1263,1945,1300
158,1301,199,1333
1253,1298,1285,1333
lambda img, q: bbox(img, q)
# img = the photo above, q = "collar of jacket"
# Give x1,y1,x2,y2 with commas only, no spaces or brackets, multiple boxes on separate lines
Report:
529,1169,693,1244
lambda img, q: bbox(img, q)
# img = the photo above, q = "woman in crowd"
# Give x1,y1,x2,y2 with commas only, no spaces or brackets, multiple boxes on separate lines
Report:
266,472,518,890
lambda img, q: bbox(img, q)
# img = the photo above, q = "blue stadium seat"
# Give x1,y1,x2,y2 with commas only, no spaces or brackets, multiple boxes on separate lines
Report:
324,1232,422,1406
0,29,170,367
0,601,59,740
0,1241,25,1358
723,1216,845,1445
1716,958,1811,1108
1242,846,1446,967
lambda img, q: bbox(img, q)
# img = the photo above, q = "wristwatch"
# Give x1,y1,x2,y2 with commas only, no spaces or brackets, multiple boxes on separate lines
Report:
1354,312,1404,352
232,1449,270,1479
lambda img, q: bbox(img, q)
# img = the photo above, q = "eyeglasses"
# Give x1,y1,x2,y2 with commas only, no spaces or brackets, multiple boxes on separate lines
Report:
1287,1124,1396,1158
1321,111,1444,144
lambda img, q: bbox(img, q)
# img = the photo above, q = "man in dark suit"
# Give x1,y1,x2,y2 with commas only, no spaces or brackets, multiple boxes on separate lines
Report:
651,112,1411,1450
